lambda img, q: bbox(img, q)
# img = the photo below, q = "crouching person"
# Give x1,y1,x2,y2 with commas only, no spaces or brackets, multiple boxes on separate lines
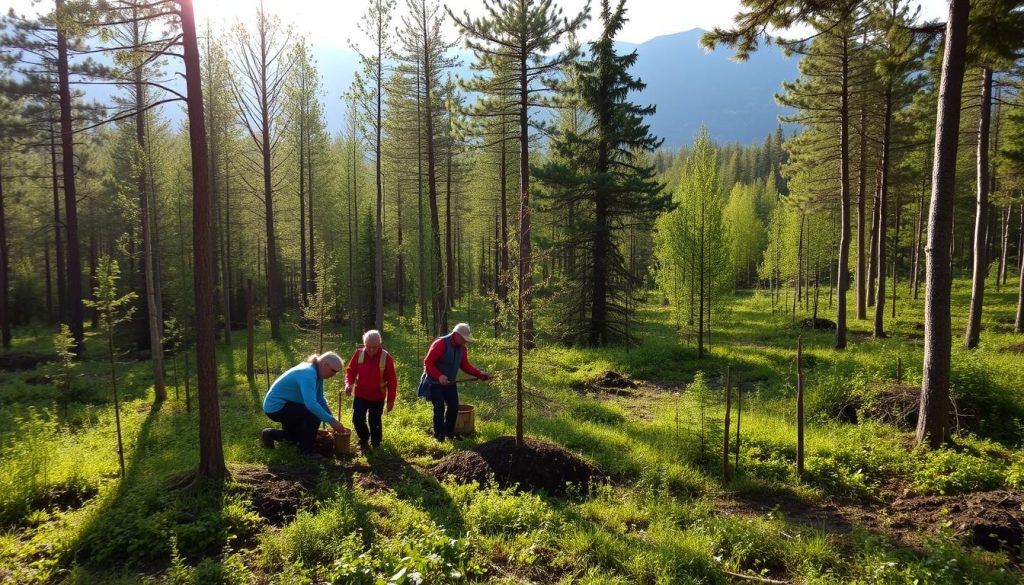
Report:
345,330,397,451
261,351,346,457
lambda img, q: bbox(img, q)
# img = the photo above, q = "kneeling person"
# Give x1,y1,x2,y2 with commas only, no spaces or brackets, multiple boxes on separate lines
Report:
262,352,346,456
345,330,397,450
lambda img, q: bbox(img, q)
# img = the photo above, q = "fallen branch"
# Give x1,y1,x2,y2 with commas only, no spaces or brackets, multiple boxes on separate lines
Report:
722,569,792,584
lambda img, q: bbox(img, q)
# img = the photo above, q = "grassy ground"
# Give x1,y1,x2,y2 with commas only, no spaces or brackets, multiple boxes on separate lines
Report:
0,278,1023,584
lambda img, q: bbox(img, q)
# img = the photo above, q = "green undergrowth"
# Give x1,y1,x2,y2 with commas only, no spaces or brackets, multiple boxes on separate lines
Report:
0,278,1022,583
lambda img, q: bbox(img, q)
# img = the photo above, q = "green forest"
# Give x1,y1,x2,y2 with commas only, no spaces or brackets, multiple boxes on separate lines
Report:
1,0,1024,582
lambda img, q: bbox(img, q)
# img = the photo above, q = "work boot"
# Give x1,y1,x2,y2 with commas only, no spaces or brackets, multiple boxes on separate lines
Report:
358,440,370,452
260,428,275,449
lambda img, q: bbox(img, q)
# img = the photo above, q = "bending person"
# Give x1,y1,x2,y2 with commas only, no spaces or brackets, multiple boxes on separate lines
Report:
261,351,346,456
344,330,398,451
420,323,489,442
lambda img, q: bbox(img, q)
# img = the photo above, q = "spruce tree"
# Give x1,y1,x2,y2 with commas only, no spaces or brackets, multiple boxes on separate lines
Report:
534,0,670,346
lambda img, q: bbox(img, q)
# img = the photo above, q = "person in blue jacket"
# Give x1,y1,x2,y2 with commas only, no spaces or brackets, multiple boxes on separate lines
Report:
261,351,346,455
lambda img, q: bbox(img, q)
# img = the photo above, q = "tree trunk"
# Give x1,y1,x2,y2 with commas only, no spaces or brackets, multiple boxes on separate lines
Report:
836,34,852,350
49,123,67,324
892,180,903,320
874,82,893,338
1016,203,1023,333
965,67,992,350
0,159,9,348
917,0,970,449
445,123,455,311
308,139,315,298
1000,206,1011,288
299,108,308,307
868,176,881,307
180,0,226,479
135,24,166,401
424,49,446,335
246,279,254,382
856,97,868,320
397,183,405,317
56,0,84,351
374,24,384,334
912,161,927,300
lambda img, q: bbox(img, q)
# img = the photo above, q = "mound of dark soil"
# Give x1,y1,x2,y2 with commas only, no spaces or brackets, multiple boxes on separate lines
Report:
573,370,638,396
800,317,836,331
857,383,921,428
230,465,318,525
40,481,99,511
431,436,600,497
0,352,56,371
890,490,1024,553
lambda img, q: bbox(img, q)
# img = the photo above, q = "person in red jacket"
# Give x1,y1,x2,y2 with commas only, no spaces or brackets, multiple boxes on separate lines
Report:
421,323,489,441
344,330,397,451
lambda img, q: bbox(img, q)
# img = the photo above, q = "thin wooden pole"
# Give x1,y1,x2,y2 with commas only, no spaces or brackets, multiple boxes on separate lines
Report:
722,365,732,482
796,338,804,477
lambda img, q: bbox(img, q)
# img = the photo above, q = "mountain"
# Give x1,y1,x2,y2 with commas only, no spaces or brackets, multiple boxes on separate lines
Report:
313,28,796,147
613,28,797,146
92,28,794,147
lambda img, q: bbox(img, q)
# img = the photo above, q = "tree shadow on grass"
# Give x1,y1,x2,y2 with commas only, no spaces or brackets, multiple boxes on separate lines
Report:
356,449,467,535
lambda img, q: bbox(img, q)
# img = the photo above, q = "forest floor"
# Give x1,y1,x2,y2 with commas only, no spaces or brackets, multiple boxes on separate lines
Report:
1,279,1024,584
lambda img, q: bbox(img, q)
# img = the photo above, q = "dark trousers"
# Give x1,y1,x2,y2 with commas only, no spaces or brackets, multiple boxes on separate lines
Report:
266,401,320,454
352,397,385,447
430,384,459,440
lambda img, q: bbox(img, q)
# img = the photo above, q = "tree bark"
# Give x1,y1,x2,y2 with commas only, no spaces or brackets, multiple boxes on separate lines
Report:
180,0,226,479
374,9,385,334
0,159,10,348
917,0,970,449
424,44,446,335
56,0,84,351
135,20,166,401
965,67,992,350
856,96,868,320
49,123,67,324
836,34,852,350
874,82,893,338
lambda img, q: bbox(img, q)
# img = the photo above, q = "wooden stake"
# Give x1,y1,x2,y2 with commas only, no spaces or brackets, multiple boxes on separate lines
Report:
796,338,805,477
896,356,903,384
264,341,271,392
735,381,742,472
723,365,731,483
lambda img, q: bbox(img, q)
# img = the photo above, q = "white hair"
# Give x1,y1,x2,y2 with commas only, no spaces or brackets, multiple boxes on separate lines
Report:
362,330,382,345
305,351,342,370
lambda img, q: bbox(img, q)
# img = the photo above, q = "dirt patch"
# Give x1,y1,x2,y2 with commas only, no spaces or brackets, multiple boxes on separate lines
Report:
889,490,1024,553
230,465,319,525
721,489,1024,557
0,352,56,371
431,436,601,497
801,317,836,331
38,481,99,512
1003,343,1024,354
573,370,638,396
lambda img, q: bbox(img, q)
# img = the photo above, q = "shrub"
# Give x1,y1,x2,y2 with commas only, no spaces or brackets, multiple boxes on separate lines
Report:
464,485,557,535
913,449,1005,495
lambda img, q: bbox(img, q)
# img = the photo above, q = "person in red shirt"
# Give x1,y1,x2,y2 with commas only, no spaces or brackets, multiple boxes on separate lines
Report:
421,323,489,441
344,330,397,451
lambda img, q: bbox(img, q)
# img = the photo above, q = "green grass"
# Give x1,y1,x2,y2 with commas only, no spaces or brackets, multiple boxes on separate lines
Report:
0,276,1022,583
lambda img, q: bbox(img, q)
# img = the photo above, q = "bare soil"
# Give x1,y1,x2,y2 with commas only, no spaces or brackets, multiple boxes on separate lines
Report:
720,489,1024,558
573,370,638,396
230,465,319,525
431,436,601,497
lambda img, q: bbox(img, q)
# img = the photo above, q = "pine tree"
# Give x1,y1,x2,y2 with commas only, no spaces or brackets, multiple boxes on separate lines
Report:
451,0,588,446
534,0,670,345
